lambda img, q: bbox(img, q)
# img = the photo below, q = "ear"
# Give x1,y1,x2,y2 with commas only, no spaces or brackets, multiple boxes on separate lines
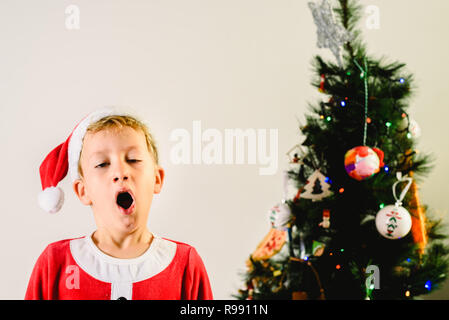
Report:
73,178,93,206
153,166,165,194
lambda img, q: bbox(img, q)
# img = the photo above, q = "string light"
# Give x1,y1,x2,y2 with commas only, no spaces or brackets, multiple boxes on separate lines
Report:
407,132,412,139
336,264,341,270
347,71,351,76
379,203,385,209
385,122,392,128
425,280,432,291
399,77,405,84
320,115,325,119
384,166,390,172
326,116,332,122
405,290,410,297
407,258,411,263
366,117,372,124
339,188,345,193
340,101,346,107
325,177,332,184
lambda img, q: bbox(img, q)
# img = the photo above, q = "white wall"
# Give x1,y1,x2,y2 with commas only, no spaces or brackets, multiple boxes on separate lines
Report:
0,0,448,299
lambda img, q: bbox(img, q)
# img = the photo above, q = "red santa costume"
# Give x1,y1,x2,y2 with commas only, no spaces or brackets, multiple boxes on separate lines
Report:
25,233,213,300
27,107,213,300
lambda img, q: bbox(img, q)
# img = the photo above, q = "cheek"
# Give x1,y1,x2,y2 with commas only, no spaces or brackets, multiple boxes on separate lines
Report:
85,175,109,202
138,171,157,194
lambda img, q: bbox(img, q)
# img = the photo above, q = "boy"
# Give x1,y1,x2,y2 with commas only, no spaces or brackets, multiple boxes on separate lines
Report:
26,107,213,300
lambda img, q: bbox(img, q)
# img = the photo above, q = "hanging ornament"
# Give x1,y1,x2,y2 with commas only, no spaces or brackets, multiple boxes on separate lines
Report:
376,205,412,239
318,209,331,228
269,202,292,230
301,170,333,201
250,228,287,261
375,172,413,239
308,0,353,67
398,116,421,138
409,119,421,138
408,171,428,254
286,144,306,181
344,146,385,181
312,240,326,256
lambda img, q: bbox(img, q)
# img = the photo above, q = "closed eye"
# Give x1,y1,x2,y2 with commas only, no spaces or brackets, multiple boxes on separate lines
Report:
95,162,108,168
95,160,141,168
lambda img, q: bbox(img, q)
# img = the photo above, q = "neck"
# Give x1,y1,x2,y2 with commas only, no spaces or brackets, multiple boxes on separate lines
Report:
91,227,154,259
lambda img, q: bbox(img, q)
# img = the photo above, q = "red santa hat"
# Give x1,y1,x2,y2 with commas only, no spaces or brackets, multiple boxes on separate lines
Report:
37,107,136,213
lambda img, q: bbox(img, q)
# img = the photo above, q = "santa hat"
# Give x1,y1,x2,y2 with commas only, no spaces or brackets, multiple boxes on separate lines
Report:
38,107,137,213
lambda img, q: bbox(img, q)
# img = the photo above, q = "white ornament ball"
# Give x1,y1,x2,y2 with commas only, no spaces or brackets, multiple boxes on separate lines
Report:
269,203,292,230
375,205,412,239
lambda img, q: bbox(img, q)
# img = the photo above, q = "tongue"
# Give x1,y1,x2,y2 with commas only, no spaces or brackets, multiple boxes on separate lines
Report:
117,192,133,209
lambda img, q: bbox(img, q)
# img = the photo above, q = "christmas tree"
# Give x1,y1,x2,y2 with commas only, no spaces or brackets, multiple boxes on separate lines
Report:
236,0,449,300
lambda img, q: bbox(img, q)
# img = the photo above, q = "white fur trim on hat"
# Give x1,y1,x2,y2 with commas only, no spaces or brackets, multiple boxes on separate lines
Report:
38,186,65,214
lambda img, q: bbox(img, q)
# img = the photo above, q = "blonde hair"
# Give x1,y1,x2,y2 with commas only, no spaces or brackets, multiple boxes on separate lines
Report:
78,115,159,178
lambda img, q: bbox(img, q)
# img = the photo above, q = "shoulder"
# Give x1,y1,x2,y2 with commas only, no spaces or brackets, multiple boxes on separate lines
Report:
38,236,84,263
162,237,195,254
161,237,204,265
45,236,84,252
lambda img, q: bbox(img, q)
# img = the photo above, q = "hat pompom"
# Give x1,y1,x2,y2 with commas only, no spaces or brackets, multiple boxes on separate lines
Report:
38,186,65,214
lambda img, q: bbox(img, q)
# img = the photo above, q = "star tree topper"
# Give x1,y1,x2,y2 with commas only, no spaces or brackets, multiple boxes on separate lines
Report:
308,0,353,67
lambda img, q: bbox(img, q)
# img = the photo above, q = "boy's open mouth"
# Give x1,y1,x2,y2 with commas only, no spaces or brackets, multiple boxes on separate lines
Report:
116,191,134,210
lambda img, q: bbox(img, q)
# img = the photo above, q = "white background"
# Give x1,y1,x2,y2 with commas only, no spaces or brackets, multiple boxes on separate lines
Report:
0,0,448,299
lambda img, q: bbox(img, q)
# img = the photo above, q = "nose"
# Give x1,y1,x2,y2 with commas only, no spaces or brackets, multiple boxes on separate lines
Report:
112,160,129,182
114,175,128,182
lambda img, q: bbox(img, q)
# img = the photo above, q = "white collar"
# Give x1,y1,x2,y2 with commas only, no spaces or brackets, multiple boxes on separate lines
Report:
69,232,177,283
